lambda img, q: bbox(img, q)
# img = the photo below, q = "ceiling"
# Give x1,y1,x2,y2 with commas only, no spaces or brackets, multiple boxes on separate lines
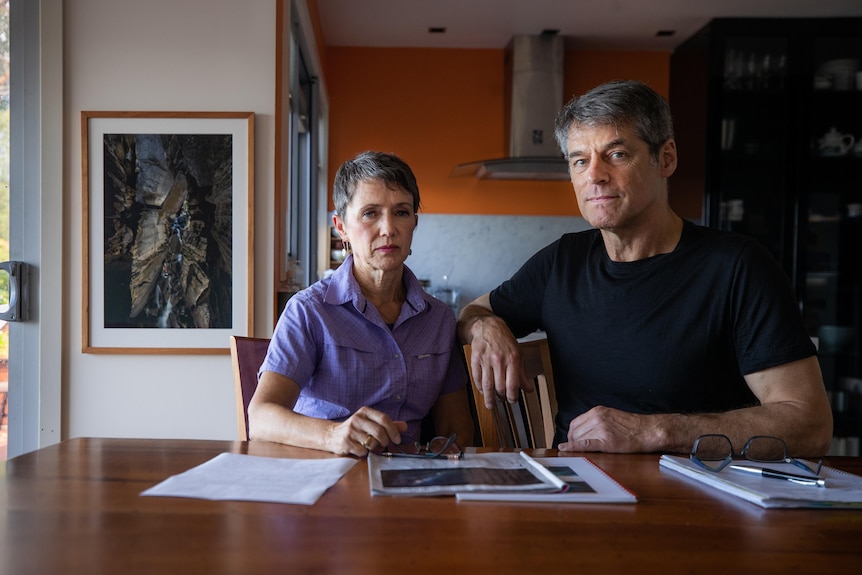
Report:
316,0,862,51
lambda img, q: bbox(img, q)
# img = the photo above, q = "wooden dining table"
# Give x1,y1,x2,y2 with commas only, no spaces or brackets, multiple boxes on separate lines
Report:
1,437,861,574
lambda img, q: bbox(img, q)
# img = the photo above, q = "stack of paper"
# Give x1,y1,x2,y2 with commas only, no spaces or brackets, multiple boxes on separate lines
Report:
660,454,862,509
141,452,357,505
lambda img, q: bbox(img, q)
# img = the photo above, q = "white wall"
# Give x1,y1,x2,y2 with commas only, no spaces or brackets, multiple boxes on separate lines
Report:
64,0,276,440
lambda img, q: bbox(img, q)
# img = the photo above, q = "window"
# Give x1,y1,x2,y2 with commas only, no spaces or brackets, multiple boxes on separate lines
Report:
275,0,326,308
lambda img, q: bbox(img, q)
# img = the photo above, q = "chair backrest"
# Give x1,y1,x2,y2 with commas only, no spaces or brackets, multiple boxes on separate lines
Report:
229,335,271,441
463,337,559,449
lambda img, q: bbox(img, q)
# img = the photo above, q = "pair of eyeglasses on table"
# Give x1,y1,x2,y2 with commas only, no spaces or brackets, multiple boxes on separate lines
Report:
690,434,825,487
373,434,463,460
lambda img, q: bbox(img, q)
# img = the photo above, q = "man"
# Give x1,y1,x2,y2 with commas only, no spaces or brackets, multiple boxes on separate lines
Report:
457,80,832,457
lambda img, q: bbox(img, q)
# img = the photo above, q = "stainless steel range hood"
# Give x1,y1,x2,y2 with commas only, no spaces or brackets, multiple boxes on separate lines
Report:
452,34,569,181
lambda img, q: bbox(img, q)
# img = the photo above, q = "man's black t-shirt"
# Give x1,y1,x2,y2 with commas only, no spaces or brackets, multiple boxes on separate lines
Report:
489,220,817,443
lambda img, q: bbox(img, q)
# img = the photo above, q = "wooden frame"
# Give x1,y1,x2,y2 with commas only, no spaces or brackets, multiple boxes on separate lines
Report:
274,0,290,294
81,111,254,354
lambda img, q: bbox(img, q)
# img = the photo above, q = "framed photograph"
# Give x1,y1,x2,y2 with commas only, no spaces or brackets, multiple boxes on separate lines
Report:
82,111,255,354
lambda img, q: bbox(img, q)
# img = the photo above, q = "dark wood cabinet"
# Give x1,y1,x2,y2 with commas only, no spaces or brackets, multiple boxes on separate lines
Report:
671,18,862,455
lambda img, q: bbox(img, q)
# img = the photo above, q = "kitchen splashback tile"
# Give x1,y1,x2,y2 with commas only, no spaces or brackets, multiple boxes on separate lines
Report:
408,214,591,306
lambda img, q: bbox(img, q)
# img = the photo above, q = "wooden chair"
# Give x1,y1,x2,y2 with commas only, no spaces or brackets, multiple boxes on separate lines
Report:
463,337,559,449
229,335,271,441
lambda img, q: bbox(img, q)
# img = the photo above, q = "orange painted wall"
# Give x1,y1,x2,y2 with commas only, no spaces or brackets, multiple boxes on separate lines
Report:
324,46,698,217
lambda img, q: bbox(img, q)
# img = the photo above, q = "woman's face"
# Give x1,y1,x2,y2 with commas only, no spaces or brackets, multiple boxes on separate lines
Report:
334,179,417,276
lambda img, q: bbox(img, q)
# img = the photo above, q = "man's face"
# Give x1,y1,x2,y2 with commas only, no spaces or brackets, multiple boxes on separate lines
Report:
564,122,676,232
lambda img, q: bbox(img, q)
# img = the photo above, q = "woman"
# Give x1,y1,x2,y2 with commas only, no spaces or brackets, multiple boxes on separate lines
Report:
248,151,474,456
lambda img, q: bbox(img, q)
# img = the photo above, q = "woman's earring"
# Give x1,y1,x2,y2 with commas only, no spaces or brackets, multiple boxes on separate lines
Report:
409,249,412,256
341,241,351,258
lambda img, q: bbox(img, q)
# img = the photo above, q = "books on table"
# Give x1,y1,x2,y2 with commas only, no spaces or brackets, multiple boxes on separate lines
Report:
660,454,862,509
368,451,637,503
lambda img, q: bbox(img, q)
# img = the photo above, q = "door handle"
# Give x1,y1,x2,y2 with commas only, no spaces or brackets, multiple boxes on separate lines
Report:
0,261,30,322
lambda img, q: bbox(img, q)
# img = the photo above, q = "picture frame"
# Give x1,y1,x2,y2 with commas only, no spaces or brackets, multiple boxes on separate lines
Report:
81,111,255,354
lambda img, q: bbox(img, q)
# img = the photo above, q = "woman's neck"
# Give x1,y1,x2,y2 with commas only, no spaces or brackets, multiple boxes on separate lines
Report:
353,265,406,324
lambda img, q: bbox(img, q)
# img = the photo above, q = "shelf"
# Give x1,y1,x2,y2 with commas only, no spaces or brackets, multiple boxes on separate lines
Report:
329,226,344,270
809,154,862,162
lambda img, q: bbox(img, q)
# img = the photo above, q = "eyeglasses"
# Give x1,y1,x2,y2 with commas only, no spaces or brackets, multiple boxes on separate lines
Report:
690,434,822,476
376,434,463,460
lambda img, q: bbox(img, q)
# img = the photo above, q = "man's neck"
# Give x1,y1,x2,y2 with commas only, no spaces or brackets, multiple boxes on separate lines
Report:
601,211,684,262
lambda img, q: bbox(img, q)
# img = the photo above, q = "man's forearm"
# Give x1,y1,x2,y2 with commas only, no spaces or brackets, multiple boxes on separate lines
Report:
639,403,831,457
457,293,497,344
564,406,831,458
456,303,497,344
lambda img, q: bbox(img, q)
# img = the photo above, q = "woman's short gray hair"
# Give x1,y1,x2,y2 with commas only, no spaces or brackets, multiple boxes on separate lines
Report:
553,80,675,163
333,151,421,219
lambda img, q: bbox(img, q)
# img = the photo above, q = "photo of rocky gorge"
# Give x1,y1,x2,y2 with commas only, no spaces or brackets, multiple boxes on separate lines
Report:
102,132,234,329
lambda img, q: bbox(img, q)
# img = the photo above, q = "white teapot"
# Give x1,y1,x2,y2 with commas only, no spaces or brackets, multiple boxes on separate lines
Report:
818,127,855,157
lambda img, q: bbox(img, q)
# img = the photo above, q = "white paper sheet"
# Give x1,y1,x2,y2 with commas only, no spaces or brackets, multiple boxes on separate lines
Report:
141,452,357,505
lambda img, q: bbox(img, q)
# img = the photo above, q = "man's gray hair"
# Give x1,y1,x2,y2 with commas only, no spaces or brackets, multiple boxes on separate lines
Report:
554,80,675,162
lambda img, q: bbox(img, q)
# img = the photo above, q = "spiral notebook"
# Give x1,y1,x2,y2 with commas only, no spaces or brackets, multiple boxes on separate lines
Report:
660,454,862,509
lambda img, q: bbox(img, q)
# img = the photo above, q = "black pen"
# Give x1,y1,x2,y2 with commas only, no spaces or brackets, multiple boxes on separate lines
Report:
729,464,827,488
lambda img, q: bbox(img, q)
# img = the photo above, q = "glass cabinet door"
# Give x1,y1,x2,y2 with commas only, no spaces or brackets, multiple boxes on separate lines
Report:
803,35,862,440
672,19,862,453
709,36,794,274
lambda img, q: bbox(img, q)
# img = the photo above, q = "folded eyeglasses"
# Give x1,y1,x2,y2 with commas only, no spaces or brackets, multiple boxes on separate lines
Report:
690,434,822,476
